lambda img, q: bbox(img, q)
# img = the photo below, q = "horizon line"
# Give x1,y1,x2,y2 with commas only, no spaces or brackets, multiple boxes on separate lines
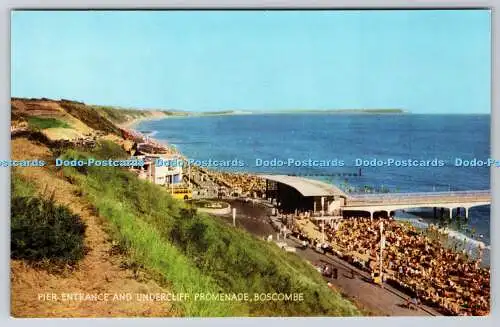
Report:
10,96,491,115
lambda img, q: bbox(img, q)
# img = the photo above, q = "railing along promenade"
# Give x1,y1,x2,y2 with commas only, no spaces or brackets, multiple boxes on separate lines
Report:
346,190,491,206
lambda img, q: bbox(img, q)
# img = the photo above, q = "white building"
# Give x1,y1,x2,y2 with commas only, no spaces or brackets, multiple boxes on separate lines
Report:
132,154,183,186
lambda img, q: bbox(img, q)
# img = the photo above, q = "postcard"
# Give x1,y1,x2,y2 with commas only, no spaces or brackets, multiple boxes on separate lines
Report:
10,9,490,317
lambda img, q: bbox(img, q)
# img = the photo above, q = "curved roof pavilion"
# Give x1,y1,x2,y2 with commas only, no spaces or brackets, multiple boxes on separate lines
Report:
259,174,347,198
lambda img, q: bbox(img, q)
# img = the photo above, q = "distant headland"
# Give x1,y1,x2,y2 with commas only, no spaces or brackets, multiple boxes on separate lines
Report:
10,98,406,117
192,108,407,116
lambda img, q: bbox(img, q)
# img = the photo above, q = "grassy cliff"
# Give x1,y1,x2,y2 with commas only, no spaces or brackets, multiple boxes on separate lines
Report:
91,105,188,124
10,97,361,317
58,143,360,316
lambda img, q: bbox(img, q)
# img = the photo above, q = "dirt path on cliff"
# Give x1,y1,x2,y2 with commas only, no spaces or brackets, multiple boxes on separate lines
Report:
10,138,178,317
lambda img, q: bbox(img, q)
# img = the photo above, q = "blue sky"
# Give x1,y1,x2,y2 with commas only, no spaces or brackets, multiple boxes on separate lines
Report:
11,10,491,113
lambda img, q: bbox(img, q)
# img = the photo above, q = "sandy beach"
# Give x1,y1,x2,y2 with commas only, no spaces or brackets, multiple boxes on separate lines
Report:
118,113,489,317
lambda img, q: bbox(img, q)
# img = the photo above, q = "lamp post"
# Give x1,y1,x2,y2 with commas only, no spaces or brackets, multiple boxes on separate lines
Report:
321,197,325,244
379,220,385,288
188,159,191,189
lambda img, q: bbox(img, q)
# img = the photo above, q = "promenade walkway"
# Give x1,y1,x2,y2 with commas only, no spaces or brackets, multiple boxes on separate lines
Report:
283,237,441,316
221,199,441,316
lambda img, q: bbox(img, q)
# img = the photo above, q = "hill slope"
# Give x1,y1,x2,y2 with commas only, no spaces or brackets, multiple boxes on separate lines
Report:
10,97,361,317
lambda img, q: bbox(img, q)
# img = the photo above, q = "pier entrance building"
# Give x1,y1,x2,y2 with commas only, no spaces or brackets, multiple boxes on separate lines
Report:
260,174,490,219
262,174,347,214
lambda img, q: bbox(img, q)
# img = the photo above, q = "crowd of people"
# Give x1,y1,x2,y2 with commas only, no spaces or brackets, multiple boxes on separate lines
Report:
287,215,490,316
116,125,491,315
117,128,489,316
201,170,266,197
121,126,270,201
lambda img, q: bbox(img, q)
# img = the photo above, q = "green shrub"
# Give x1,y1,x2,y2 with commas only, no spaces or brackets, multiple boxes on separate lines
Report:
11,171,36,198
27,117,70,130
11,196,87,265
92,140,128,159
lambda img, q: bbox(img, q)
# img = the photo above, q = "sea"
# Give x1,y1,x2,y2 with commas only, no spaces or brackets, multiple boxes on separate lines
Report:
137,114,491,265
